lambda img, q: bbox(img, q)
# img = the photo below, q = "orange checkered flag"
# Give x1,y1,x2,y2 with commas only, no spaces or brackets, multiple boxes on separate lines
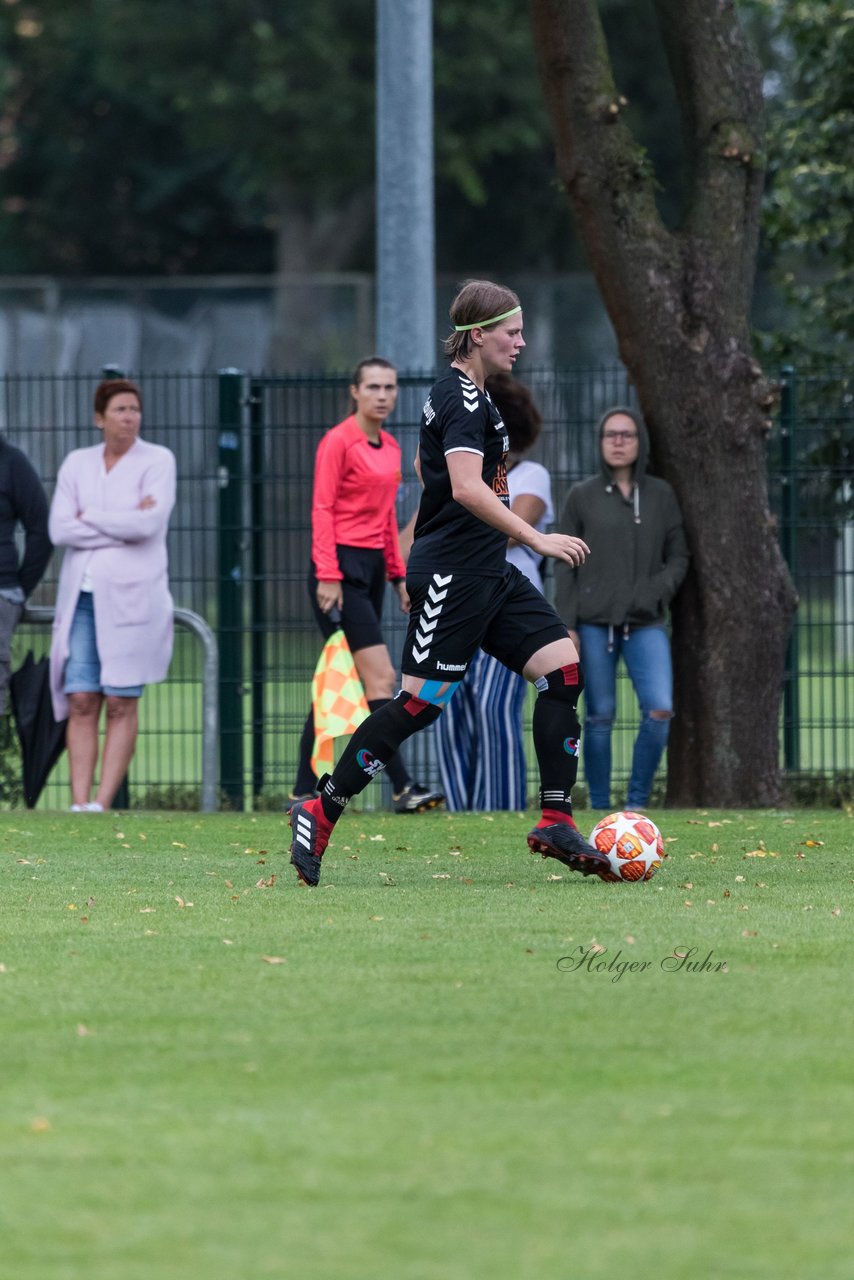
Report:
310,626,369,777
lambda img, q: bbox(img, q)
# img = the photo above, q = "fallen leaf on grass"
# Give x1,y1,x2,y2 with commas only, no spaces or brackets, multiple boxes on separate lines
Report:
432,873,451,879
831,907,842,916
172,842,187,849
261,955,286,965
369,915,383,922
547,874,563,881
369,835,385,842
802,839,824,848
174,896,193,908
76,1023,93,1036
30,1117,51,1133
255,875,276,889
140,907,156,913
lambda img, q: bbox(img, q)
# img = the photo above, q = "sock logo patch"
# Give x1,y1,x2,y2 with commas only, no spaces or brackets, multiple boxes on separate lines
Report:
356,748,386,778
561,664,580,686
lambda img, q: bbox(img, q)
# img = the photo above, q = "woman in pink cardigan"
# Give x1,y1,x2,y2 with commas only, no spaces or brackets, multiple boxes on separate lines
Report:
49,379,176,811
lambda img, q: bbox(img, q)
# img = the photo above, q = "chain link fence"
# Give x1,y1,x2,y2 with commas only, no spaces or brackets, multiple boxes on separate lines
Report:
2,365,850,810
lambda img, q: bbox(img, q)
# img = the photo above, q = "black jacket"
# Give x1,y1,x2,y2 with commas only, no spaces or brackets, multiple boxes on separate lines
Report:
555,408,689,629
0,439,52,597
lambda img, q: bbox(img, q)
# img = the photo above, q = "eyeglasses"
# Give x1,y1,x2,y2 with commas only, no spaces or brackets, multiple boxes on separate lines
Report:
602,431,638,442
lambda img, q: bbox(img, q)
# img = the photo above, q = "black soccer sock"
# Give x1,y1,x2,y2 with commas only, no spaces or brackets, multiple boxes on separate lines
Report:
532,663,583,819
292,710,318,796
367,698,411,794
318,691,441,821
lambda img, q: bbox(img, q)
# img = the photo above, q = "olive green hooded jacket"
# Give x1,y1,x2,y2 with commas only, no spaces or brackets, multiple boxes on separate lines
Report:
555,407,689,630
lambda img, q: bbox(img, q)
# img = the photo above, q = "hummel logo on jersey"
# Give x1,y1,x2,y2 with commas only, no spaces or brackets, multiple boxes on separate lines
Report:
423,396,435,425
494,415,506,432
412,573,453,663
460,377,479,415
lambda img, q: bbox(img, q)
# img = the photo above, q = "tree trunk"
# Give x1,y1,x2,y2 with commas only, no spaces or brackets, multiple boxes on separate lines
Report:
266,184,375,369
529,0,798,805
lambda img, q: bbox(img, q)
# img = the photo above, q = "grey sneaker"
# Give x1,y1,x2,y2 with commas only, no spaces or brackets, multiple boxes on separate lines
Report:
392,783,445,814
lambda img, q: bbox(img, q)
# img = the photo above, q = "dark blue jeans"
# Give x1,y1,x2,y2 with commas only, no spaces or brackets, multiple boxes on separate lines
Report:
578,623,673,809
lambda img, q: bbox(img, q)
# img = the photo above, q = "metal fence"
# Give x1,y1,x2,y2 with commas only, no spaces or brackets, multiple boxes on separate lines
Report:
2,365,851,811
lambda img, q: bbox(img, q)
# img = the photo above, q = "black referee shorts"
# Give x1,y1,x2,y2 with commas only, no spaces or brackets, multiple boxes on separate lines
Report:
400,564,567,682
308,545,390,653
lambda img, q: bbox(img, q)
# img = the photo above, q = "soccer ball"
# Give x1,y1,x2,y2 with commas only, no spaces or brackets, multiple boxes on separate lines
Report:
589,811,664,883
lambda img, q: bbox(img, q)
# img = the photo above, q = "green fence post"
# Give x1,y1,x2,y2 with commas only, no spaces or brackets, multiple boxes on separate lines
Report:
779,365,800,772
101,364,131,810
248,379,266,801
218,370,245,809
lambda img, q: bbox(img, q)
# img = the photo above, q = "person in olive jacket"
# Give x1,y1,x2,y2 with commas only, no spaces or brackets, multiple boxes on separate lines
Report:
555,406,689,810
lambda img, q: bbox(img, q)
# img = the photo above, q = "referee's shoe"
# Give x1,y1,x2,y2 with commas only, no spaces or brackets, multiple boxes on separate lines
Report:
392,782,445,814
528,818,611,880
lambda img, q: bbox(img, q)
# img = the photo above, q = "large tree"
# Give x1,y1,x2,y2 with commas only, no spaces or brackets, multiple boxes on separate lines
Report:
529,0,798,806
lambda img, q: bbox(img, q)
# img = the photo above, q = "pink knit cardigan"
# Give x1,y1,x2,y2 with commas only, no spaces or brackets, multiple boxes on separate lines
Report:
48,437,176,719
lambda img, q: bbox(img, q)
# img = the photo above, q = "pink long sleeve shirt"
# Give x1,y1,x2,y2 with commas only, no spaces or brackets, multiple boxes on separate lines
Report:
311,416,407,582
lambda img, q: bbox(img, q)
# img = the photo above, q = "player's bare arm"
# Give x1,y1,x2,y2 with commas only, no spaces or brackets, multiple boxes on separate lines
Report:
446,450,589,567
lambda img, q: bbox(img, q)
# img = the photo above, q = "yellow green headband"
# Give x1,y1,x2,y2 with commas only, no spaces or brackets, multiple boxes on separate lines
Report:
453,305,521,332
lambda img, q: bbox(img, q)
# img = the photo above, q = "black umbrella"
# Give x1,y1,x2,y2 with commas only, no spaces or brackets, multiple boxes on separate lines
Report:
9,652,68,809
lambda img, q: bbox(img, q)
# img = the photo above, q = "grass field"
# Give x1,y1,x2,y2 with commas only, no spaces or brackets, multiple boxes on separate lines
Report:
1,806,852,1279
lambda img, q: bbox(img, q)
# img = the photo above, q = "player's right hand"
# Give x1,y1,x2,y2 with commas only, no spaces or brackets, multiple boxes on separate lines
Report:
533,532,590,566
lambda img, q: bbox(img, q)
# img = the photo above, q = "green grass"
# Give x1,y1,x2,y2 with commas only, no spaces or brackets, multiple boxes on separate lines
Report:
1,807,852,1280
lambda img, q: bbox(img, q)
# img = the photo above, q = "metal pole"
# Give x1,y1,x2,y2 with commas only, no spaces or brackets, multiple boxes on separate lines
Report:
779,365,800,772
248,380,266,802
217,369,245,809
23,605,220,812
376,0,436,373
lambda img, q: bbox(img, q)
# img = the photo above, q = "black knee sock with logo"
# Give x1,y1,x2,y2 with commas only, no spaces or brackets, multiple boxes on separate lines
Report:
367,699,411,794
532,664,583,818
318,691,441,822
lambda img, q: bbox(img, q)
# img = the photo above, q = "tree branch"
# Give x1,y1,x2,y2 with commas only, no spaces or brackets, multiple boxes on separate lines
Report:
528,0,673,338
654,0,765,294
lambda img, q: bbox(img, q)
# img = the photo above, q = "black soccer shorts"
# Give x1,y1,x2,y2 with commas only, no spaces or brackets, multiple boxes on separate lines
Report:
400,563,567,683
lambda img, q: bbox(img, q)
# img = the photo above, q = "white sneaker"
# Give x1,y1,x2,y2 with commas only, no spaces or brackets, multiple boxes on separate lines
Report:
85,802,104,812
69,803,86,812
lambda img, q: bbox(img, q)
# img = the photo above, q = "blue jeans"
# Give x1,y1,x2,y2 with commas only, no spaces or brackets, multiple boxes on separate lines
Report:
64,592,143,698
578,623,673,809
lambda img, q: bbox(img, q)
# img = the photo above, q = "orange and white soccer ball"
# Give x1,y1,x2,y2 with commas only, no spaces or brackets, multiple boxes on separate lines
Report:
589,811,664,883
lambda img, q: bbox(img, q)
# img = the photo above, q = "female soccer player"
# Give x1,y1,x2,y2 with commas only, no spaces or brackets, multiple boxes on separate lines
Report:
289,280,611,885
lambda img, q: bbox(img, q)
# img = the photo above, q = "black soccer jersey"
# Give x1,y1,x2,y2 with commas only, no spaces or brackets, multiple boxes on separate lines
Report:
408,366,511,576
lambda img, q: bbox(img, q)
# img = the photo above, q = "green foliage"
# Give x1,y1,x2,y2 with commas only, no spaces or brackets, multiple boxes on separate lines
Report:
0,0,689,275
0,715,23,807
784,770,854,809
1,809,852,1278
746,0,854,361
